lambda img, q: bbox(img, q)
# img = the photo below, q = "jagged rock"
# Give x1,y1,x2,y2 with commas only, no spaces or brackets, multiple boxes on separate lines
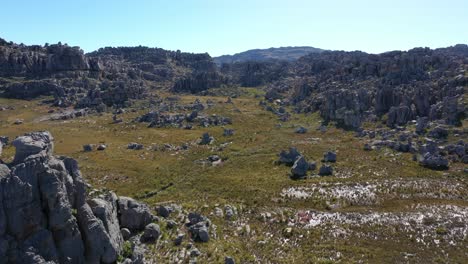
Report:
118,197,156,231
428,126,448,139
323,151,337,162
76,203,119,263
278,147,301,166
387,105,413,127
415,117,429,135
121,228,131,241
11,131,54,163
291,156,309,179
141,223,161,243
187,213,210,242
88,192,123,258
156,205,173,218
319,164,333,176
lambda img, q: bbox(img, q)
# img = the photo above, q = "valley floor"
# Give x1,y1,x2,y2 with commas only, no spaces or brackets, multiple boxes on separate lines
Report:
0,90,467,263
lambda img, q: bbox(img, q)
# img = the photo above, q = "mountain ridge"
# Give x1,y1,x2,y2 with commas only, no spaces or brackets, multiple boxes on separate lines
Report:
214,46,324,64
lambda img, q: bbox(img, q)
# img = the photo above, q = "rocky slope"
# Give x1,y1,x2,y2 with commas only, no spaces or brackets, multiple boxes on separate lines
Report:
0,131,155,263
265,45,467,130
0,38,224,108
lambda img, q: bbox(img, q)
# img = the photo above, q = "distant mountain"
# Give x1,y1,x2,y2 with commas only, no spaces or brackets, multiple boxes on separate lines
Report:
214,46,324,65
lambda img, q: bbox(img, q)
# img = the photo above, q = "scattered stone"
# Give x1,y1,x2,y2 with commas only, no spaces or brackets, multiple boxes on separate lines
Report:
118,197,157,231
121,228,131,241
83,144,95,152
295,126,308,134
363,143,372,151
174,234,185,246
223,128,235,136
278,147,301,166
419,152,449,170
97,144,107,151
428,126,449,139
319,164,333,176
157,205,173,218
323,151,337,162
13,119,24,125
128,142,144,150
199,133,215,145
225,256,235,264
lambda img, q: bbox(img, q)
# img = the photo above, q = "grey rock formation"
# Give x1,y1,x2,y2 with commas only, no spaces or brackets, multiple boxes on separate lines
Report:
323,151,337,163
127,143,144,150
141,223,161,243
187,213,210,242
294,126,308,134
83,144,95,152
199,133,215,145
291,156,309,179
419,152,449,170
118,197,156,231
319,164,333,176
278,147,301,166
0,131,150,263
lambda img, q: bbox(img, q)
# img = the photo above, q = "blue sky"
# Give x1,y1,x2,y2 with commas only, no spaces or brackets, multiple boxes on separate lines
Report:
1,0,467,56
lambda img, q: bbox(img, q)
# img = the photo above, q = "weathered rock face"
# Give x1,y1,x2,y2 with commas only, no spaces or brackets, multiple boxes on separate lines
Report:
0,131,151,263
0,42,96,77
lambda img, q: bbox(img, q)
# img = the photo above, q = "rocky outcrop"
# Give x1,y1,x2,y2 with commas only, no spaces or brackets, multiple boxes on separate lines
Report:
0,131,153,263
265,45,467,130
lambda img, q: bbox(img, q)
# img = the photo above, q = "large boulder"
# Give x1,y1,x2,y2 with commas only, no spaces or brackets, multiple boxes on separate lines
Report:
278,147,301,166
419,152,449,170
118,197,156,231
290,156,309,179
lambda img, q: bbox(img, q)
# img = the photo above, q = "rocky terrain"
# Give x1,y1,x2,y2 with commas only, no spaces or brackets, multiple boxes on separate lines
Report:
0,37,467,263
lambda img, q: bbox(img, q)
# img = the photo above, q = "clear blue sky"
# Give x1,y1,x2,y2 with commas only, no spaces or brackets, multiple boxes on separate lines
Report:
2,0,467,56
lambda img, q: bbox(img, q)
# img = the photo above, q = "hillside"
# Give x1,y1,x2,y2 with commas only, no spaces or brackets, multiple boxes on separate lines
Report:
214,46,324,65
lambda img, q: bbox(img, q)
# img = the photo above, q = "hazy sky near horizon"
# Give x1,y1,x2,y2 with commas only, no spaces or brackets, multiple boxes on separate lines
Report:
2,0,467,56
